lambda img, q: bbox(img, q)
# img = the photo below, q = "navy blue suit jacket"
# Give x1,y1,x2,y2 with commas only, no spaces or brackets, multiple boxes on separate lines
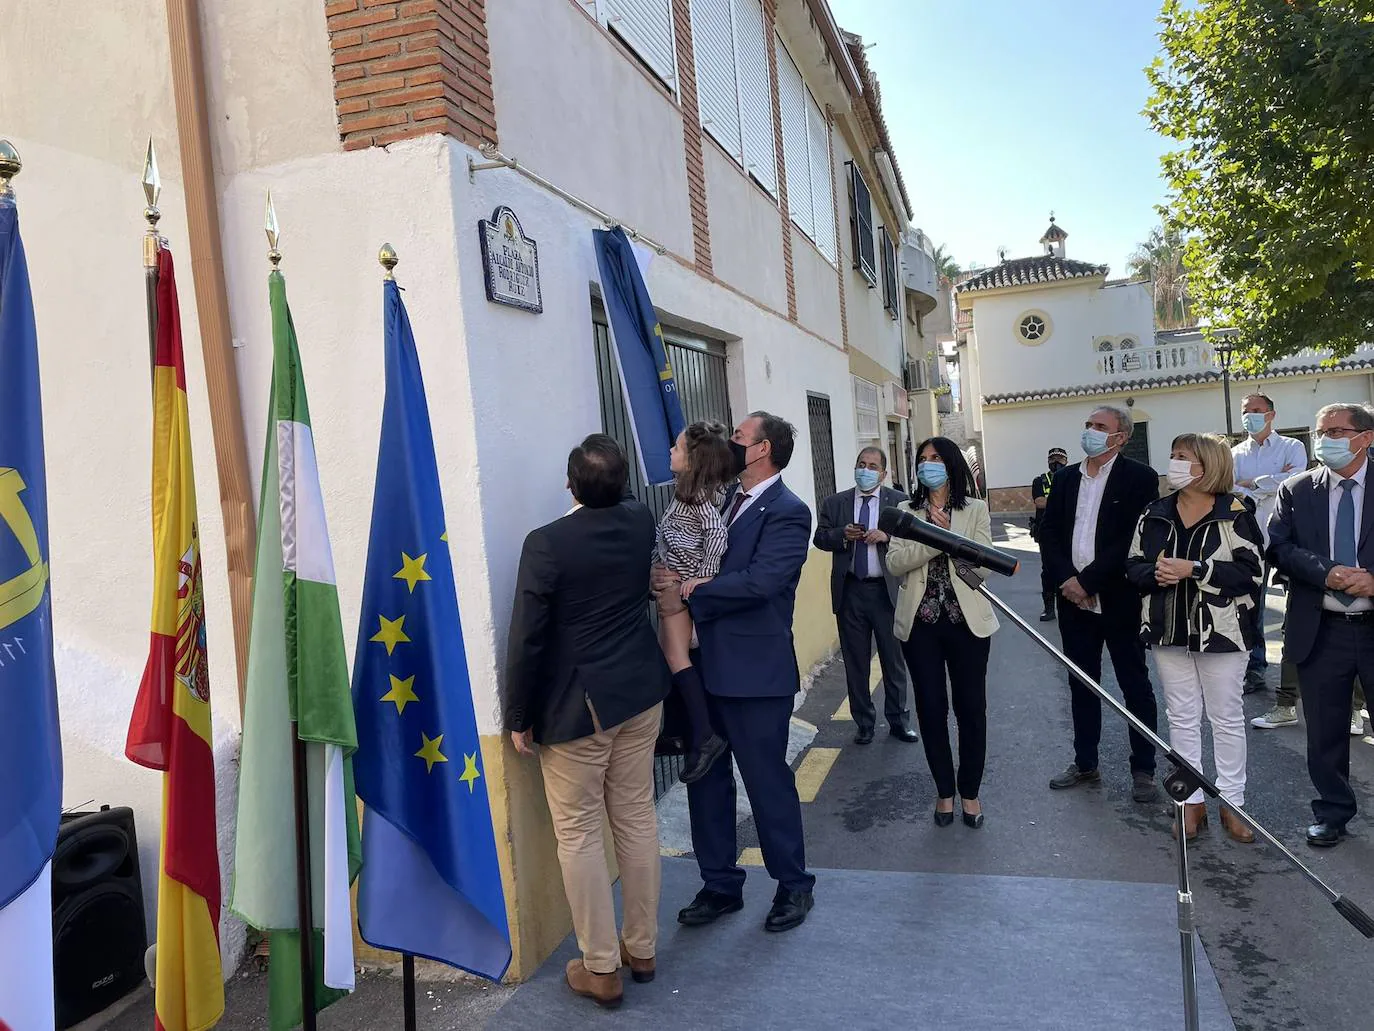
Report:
688,478,812,698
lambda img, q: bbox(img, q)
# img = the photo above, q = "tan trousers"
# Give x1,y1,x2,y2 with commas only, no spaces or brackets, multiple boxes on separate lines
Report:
539,702,662,974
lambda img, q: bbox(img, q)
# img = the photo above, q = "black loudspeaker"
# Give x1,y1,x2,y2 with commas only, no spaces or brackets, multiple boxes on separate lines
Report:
52,805,148,1029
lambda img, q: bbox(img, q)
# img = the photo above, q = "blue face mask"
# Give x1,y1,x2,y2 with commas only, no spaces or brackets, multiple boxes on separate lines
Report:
854,467,880,492
1081,427,1111,457
917,461,948,489
1242,412,1268,436
1315,434,1364,470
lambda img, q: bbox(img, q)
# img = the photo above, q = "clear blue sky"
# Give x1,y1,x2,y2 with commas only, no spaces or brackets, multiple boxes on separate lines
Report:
827,0,1172,276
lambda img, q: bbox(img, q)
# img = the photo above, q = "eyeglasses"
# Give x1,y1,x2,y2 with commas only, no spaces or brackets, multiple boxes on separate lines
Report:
1318,428,1366,439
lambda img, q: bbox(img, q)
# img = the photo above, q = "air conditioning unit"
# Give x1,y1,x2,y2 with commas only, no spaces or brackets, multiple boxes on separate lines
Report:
905,358,930,392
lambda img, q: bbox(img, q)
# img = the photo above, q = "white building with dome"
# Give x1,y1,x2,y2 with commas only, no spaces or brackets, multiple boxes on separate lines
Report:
952,218,1374,512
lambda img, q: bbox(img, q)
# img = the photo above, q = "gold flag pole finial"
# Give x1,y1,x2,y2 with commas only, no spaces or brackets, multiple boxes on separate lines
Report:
142,138,162,269
0,140,21,199
265,191,282,269
379,243,398,280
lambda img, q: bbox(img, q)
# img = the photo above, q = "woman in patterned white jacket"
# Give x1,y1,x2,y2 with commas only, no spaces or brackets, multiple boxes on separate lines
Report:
1126,432,1264,843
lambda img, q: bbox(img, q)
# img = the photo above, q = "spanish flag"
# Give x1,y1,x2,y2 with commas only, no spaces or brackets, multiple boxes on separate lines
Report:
126,245,224,1031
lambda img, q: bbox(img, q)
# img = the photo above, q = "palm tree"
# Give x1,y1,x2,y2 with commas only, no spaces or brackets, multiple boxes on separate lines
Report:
1129,225,1192,329
932,243,961,284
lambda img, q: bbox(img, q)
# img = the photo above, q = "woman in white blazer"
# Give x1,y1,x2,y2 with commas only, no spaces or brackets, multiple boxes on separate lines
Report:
886,437,1000,829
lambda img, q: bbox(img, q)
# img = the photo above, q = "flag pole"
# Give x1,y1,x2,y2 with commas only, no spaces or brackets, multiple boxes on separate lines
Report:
377,241,419,1031
268,196,320,1031
142,139,161,381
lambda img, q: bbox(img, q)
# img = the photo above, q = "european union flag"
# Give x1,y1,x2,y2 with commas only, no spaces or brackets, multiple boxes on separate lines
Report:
593,226,685,484
0,189,62,915
351,277,511,979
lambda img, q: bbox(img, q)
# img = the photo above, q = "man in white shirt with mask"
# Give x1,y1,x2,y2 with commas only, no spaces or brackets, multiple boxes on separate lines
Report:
1232,393,1306,695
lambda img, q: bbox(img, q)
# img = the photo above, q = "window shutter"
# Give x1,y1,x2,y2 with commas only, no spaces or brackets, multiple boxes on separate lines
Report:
603,0,677,88
881,229,898,315
777,39,812,235
849,163,876,285
732,0,776,196
807,94,835,261
853,377,881,440
691,0,741,160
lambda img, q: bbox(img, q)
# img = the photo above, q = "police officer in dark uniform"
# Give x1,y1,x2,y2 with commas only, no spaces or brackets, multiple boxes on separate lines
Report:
1030,447,1069,621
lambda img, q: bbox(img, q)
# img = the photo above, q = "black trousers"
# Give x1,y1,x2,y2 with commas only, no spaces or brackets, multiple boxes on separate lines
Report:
838,577,909,732
901,615,990,800
1037,540,1055,598
1296,614,1374,826
1057,599,1159,775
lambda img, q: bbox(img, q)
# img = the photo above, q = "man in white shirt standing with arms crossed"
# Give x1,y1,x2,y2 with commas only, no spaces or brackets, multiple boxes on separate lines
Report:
1231,393,1306,696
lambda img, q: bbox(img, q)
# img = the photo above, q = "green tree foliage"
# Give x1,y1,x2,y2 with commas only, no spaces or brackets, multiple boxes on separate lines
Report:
1146,0,1374,361
1128,223,1193,329
932,243,961,283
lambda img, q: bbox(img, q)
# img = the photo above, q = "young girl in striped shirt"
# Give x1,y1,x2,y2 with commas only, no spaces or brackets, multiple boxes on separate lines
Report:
657,420,735,783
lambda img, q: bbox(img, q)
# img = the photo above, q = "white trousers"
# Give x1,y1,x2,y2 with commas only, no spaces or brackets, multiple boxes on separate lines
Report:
1153,646,1249,806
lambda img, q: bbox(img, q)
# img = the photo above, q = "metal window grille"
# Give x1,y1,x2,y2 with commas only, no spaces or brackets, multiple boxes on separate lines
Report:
593,318,732,798
807,393,837,513
1122,422,1150,467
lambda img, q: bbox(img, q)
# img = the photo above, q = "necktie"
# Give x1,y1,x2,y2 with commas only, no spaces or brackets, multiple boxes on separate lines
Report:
855,494,873,578
727,491,750,525
1335,478,1357,605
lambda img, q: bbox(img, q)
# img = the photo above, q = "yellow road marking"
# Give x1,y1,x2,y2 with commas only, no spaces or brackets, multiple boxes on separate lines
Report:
738,847,764,867
795,747,842,803
833,696,851,721
869,657,882,689
660,845,687,858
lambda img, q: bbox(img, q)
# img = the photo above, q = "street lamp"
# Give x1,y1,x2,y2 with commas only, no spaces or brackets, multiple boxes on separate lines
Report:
1214,341,1236,437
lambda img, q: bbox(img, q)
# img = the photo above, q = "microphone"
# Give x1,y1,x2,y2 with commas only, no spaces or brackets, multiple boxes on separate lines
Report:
878,506,1020,578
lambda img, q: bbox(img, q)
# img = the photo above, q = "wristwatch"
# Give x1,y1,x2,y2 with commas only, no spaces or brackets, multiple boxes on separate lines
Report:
1192,560,1205,579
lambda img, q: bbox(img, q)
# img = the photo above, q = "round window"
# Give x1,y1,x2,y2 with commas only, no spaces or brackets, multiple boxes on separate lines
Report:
1016,310,1051,345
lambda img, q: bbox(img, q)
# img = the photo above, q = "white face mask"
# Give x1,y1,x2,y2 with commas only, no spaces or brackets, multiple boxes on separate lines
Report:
1167,458,1198,490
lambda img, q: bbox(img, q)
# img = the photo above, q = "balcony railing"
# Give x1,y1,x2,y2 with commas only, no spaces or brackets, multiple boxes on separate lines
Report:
955,311,972,334
1097,343,1209,378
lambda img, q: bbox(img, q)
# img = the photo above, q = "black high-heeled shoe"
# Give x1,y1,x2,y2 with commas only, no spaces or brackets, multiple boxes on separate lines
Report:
934,803,955,827
961,804,985,829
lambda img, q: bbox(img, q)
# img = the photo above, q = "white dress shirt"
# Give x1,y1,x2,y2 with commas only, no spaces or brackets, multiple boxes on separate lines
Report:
853,487,883,578
1232,431,1307,546
1323,459,1372,612
1070,454,1118,615
727,472,782,525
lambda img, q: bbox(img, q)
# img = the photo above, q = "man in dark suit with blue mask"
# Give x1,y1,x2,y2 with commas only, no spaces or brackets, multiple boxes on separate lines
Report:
1269,402,1374,848
654,411,816,933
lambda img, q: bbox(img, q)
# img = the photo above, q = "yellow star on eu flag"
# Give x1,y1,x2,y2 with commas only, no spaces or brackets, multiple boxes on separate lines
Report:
380,674,418,715
415,732,448,774
440,530,448,543
460,752,481,793
371,613,410,655
393,552,432,593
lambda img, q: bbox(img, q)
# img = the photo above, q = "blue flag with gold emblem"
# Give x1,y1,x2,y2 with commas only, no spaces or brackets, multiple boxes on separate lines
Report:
593,226,685,484
0,179,62,1029
351,278,511,979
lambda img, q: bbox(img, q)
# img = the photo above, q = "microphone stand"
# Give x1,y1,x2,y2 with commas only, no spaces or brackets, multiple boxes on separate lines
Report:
951,561,1374,1031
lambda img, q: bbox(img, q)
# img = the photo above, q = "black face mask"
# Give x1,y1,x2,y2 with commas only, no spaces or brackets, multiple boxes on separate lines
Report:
1049,461,1065,473
729,439,751,477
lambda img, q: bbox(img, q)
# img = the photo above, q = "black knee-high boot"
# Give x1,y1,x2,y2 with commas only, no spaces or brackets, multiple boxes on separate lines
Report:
673,666,725,784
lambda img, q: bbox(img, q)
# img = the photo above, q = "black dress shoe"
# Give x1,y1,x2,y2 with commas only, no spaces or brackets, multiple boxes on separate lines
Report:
679,734,727,784
1132,771,1160,803
677,889,744,926
763,889,814,932
854,727,875,745
888,724,918,743
1306,821,1348,848
1049,763,1101,790
1242,671,1267,695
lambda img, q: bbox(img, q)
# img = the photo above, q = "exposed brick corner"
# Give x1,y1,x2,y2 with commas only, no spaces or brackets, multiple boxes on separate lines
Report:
762,0,796,322
672,0,713,276
328,0,498,152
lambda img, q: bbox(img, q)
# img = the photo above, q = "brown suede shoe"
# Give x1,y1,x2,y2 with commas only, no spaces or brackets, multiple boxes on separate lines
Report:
565,959,623,1008
1171,802,1208,841
1220,806,1255,843
619,940,655,983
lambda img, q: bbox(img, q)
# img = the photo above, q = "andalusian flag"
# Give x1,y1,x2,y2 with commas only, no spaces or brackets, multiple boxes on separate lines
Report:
230,270,360,1031
125,247,224,1030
